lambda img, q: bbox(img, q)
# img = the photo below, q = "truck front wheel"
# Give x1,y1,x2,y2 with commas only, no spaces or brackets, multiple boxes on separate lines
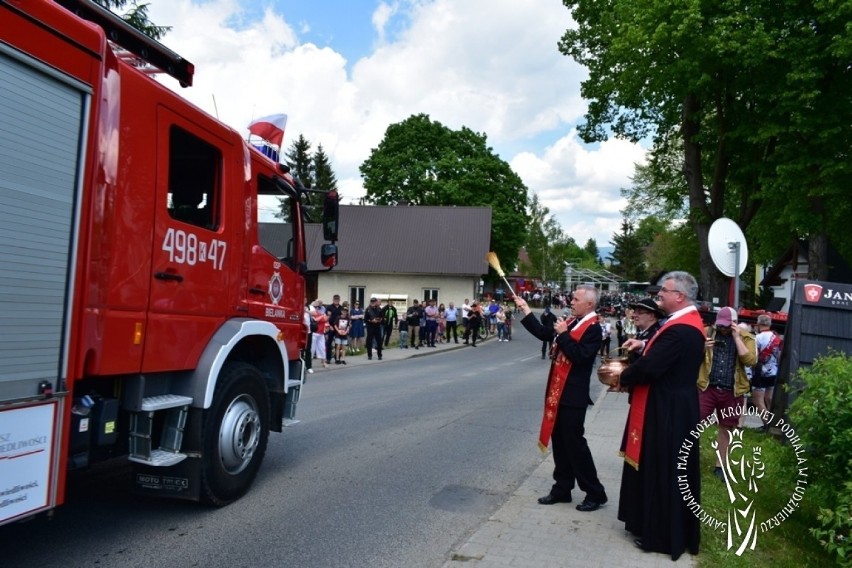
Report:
200,362,270,505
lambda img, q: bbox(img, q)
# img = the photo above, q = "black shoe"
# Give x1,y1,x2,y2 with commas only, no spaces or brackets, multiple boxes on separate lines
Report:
713,466,725,481
471,343,477,347
341,360,347,365
367,356,372,360
634,539,647,551
576,496,607,512
378,355,382,360
541,354,546,359
537,493,571,505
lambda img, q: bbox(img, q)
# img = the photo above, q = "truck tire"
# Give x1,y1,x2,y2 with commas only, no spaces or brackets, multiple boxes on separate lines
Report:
200,362,270,505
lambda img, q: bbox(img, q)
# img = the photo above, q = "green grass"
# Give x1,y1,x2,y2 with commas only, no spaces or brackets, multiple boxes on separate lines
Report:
696,426,833,567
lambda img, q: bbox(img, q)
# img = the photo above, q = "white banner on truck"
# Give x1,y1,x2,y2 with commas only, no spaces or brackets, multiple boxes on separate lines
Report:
0,402,57,523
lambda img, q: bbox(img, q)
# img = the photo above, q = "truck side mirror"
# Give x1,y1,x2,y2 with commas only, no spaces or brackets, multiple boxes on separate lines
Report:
322,190,339,242
321,243,338,268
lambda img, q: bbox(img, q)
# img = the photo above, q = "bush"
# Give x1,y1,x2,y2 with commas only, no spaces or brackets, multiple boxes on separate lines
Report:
788,352,852,566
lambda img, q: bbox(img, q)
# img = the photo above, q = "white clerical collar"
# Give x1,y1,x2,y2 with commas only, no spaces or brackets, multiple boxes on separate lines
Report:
576,312,598,325
665,304,698,322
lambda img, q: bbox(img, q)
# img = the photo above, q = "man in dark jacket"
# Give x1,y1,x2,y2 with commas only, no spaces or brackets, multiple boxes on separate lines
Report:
405,300,423,349
514,285,607,513
324,294,343,366
539,306,558,359
364,297,384,361
617,271,706,561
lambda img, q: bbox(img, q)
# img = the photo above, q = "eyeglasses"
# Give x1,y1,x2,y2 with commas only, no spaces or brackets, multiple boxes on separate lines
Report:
656,287,683,298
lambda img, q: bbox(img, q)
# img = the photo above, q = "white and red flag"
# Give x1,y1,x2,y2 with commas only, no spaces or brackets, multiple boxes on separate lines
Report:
248,113,288,146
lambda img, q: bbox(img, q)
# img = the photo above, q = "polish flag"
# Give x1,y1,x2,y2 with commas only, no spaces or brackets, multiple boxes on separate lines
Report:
248,113,288,146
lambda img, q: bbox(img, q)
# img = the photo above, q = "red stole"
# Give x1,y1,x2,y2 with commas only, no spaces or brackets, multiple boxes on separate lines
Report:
538,315,598,451
623,308,705,469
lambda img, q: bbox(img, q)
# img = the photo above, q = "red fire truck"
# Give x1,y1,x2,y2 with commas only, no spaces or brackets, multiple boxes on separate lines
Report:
0,0,338,526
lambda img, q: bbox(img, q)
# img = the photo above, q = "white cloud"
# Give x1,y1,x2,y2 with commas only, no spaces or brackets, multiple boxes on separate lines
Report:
372,2,399,44
147,0,646,245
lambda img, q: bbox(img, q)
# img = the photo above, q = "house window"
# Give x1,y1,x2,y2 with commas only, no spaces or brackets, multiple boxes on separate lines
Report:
423,289,439,302
168,126,220,230
349,287,365,308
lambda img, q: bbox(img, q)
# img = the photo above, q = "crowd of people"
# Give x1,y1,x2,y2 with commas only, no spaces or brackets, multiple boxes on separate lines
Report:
302,295,520,370
303,278,784,562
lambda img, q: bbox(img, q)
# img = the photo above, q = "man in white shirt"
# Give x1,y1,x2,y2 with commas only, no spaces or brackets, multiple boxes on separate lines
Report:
461,299,471,343
599,318,612,357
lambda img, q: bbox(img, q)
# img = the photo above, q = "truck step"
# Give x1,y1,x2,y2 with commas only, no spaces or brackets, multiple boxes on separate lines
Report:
140,394,193,411
129,449,188,467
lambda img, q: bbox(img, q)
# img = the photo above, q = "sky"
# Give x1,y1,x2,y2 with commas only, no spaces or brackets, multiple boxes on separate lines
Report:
147,0,647,248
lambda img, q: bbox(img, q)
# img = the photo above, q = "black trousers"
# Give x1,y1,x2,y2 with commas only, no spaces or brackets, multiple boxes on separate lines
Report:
549,405,606,502
303,332,312,371
463,321,479,345
325,332,335,362
366,325,383,358
383,324,394,347
446,321,459,342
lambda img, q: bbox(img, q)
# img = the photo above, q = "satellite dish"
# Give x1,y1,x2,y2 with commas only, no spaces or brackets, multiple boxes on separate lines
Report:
708,217,748,277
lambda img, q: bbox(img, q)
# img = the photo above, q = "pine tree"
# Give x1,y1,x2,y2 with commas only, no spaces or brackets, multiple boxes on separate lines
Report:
307,144,338,222
285,134,314,186
313,144,338,191
277,134,314,220
609,220,647,281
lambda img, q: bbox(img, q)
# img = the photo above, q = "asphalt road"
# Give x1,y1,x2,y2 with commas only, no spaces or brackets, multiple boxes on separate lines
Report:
1,327,605,568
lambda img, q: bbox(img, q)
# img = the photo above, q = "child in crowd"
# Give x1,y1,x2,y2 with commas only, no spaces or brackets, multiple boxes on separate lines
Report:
398,316,409,349
334,308,350,364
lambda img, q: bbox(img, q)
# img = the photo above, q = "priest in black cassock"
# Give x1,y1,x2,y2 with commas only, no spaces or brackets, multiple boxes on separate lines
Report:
616,271,706,561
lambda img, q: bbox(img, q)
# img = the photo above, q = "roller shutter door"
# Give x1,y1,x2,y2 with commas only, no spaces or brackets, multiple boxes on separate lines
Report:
0,48,88,402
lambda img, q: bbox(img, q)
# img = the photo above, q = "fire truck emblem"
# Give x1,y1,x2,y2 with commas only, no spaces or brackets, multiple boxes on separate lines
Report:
803,283,822,303
268,272,283,305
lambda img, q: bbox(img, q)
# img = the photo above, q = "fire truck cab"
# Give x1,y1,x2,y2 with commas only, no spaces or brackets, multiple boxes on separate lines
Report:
0,0,337,525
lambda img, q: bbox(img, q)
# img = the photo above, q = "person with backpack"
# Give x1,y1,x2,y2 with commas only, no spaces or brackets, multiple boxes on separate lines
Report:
752,314,782,431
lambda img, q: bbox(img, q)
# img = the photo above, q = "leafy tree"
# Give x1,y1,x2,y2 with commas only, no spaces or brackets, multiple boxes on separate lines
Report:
621,145,688,223
360,113,529,275
94,0,170,39
522,194,584,287
645,224,701,285
559,0,852,301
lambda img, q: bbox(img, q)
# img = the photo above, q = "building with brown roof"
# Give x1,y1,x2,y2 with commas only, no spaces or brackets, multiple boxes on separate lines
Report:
261,204,492,307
